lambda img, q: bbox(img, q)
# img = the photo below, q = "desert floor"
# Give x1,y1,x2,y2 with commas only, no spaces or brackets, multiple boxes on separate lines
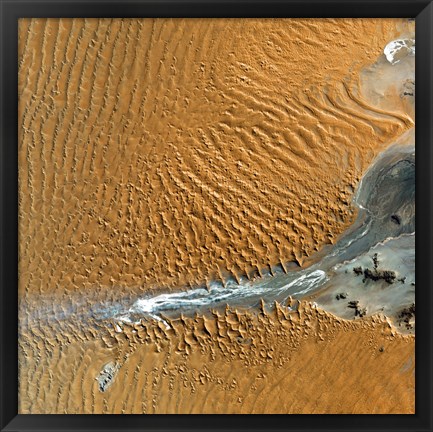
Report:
18,18,415,414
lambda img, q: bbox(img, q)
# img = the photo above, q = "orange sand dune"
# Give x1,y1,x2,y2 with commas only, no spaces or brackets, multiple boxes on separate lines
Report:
18,18,412,295
18,18,415,414
18,301,414,414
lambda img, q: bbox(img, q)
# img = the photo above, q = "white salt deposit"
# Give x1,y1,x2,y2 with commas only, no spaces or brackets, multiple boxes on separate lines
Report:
384,39,415,65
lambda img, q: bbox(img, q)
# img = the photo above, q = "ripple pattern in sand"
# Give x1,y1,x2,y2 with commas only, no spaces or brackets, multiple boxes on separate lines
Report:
18,18,412,296
17,18,415,415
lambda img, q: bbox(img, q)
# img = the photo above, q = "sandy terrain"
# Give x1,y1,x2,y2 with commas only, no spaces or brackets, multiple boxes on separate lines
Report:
18,18,415,414
18,18,412,295
18,301,414,414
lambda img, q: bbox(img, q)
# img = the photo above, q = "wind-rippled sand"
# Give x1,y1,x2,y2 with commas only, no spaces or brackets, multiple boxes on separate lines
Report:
19,301,414,414
18,18,414,414
18,18,412,294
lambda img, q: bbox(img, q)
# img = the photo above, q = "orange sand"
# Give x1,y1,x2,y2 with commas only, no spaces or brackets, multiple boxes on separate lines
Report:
18,18,415,414
18,301,414,414
18,18,412,295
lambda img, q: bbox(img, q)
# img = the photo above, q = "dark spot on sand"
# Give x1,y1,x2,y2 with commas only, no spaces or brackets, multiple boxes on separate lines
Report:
391,214,401,225
372,253,379,270
401,79,415,98
355,254,396,284
353,266,363,276
347,300,366,318
397,303,415,329
356,306,367,318
97,362,119,393
364,268,396,284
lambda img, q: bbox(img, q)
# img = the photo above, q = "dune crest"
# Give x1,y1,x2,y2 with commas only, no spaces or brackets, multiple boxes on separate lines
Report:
18,299,414,414
18,18,415,414
18,18,412,295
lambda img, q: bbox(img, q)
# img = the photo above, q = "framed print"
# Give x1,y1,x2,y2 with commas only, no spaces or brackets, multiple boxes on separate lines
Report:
1,0,432,431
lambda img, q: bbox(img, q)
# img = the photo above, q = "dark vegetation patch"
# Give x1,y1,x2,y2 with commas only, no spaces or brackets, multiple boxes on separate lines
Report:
397,303,415,330
353,253,397,284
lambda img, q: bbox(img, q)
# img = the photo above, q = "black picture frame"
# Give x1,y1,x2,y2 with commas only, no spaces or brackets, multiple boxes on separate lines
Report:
1,1,432,431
